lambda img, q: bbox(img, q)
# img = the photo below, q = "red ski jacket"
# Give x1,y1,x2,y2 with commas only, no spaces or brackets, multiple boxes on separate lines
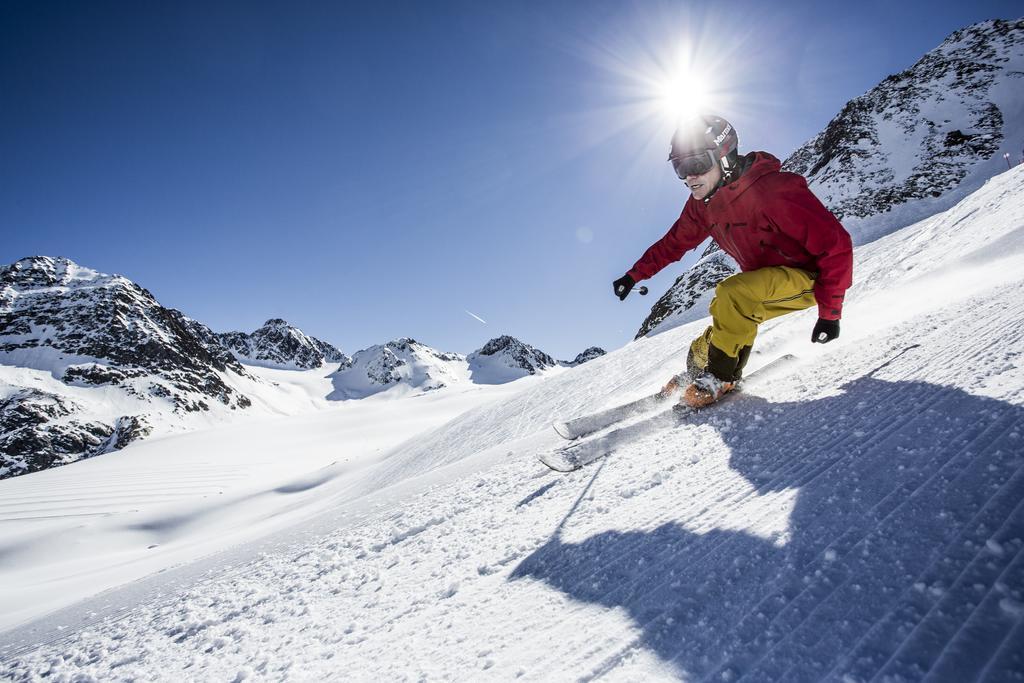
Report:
627,152,853,320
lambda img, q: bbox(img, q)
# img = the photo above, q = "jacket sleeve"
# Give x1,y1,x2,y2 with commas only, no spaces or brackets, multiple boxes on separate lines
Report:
627,198,710,282
763,176,853,320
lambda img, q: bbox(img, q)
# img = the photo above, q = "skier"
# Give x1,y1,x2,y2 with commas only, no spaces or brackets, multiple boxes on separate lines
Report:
612,115,853,409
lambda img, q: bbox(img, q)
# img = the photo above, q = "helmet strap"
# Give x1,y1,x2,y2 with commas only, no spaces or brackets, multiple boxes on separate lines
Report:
702,156,733,204
719,152,746,185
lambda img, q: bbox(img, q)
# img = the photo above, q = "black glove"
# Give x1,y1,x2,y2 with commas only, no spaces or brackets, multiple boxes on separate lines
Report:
613,274,635,301
811,318,840,344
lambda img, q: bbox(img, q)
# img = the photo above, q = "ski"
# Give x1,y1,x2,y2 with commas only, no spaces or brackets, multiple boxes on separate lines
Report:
540,406,685,472
552,383,681,441
540,354,798,472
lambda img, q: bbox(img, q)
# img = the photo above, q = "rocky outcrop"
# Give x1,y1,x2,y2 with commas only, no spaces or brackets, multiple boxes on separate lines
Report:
0,389,152,478
364,344,406,387
566,347,607,366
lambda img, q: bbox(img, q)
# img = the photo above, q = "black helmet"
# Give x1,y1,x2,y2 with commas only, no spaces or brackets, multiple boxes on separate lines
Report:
668,115,739,179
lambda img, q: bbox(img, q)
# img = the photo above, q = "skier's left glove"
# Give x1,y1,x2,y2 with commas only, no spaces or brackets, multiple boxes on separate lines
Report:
811,318,840,344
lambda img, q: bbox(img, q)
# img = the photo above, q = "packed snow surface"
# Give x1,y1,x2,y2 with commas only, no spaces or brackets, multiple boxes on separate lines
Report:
2,167,1024,680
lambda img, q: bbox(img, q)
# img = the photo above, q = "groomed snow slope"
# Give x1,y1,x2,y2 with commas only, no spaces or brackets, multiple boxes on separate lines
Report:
2,166,1024,681
0,368,538,634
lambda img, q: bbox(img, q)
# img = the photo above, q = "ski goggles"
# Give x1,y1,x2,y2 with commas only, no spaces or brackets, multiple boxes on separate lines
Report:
669,150,717,179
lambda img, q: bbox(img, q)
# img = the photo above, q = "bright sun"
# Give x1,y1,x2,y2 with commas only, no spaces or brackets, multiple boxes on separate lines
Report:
651,45,713,126
561,5,751,165
655,70,710,125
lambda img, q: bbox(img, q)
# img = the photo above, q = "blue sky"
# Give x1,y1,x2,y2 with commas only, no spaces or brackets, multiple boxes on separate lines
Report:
2,1,1020,359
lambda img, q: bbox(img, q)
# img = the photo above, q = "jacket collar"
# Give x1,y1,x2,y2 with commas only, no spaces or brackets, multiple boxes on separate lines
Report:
703,151,780,206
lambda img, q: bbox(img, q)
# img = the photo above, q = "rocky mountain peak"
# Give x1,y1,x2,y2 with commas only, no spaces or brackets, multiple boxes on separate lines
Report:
2,256,140,300
385,338,462,362
385,337,416,352
329,338,466,399
4,255,74,288
1,255,252,478
568,347,607,366
785,18,1022,233
1,256,244,380
471,335,556,375
217,319,348,370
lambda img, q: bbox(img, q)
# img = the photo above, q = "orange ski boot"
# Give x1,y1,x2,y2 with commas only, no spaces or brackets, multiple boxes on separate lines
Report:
682,371,735,409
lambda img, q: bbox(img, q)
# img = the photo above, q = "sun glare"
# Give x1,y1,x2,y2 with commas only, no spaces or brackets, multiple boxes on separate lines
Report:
557,3,758,183
656,70,710,126
650,43,718,127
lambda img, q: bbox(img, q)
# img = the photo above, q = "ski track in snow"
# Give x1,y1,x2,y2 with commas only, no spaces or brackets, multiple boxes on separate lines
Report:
1,169,1024,681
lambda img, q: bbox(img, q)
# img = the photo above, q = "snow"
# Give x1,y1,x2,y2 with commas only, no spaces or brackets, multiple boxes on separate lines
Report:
467,354,566,385
0,365,535,632
2,166,1024,680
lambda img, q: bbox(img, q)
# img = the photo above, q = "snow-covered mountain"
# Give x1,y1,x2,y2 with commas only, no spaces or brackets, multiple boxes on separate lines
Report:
2,165,1022,680
468,335,557,384
218,318,349,370
636,18,1024,339
565,346,606,366
329,338,466,399
0,256,254,478
789,17,1024,240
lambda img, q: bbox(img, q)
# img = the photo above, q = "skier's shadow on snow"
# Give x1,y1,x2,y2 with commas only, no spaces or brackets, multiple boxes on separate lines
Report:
510,375,1024,680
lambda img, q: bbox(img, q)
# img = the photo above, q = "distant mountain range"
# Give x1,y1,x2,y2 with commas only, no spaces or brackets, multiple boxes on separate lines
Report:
636,18,1024,339
330,335,605,400
0,256,603,478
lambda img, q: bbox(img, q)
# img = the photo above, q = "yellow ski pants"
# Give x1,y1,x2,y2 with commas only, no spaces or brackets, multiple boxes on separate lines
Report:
689,266,817,368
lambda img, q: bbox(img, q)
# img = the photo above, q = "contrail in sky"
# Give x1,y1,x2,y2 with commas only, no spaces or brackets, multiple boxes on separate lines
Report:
464,310,488,324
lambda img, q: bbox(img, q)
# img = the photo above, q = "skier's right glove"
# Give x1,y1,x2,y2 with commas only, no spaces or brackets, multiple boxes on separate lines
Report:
613,274,635,301
811,318,840,344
